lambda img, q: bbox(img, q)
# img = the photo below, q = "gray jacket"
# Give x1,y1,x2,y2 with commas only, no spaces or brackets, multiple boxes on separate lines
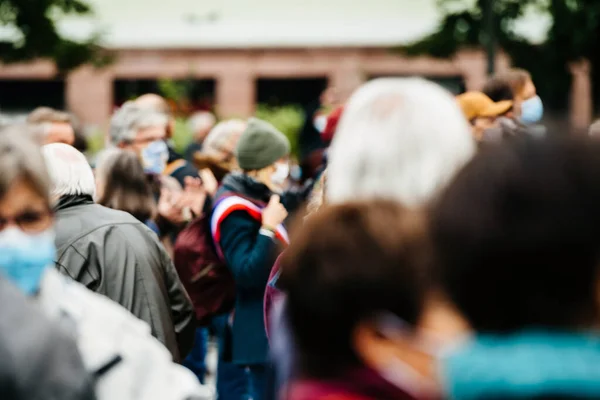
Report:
0,277,95,400
53,195,195,362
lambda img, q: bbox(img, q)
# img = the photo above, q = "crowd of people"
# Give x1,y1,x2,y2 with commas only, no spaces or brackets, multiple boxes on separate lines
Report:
1,67,600,400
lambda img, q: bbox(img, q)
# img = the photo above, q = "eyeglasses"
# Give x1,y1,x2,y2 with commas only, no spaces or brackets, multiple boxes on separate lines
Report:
0,209,53,234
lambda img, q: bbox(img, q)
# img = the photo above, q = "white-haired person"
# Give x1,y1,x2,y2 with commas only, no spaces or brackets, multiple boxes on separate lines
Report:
43,142,196,363
270,78,476,396
0,132,212,400
185,111,217,163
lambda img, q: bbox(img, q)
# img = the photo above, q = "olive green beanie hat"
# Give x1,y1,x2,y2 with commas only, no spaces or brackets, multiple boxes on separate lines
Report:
236,118,291,170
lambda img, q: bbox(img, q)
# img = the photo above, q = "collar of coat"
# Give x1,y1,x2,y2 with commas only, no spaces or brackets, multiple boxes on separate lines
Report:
54,194,94,212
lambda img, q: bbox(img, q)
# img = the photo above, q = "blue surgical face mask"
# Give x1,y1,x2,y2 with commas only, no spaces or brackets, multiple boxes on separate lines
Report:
520,95,544,124
0,227,55,295
141,140,169,175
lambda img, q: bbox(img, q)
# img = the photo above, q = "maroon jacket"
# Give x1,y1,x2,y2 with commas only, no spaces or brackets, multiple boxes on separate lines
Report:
285,368,426,400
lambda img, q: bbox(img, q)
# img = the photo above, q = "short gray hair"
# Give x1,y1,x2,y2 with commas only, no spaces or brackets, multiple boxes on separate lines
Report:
109,102,168,145
327,78,475,207
203,119,246,160
188,111,216,134
0,130,51,204
42,143,96,198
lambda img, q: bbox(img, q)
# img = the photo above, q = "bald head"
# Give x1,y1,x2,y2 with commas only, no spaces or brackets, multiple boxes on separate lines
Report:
42,143,96,199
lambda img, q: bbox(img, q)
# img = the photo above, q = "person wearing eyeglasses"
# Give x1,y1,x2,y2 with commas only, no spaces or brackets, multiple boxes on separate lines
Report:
0,131,213,400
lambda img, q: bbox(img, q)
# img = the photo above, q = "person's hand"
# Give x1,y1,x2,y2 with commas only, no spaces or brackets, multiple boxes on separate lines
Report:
199,169,219,197
182,176,207,217
158,188,186,224
262,195,288,229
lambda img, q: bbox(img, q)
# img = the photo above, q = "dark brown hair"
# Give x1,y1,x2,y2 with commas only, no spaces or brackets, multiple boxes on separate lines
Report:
97,151,156,222
280,201,431,378
432,138,600,333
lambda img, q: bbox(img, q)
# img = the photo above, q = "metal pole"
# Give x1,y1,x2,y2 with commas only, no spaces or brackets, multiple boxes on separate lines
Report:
484,0,496,75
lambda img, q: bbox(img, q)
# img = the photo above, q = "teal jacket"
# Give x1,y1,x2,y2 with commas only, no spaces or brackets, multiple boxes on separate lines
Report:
442,331,600,399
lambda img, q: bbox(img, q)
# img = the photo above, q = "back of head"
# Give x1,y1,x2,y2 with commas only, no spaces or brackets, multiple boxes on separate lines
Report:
497,68,532,97
432,137,600,333
109,102,168,146
134,93,171,115
188,111,216,135
483,77,515,102
0,132,50,204
280,201,430,377
42,143,96,199
327,78,475,207
202,119,246,160
27,107,71,125
96,149,155,222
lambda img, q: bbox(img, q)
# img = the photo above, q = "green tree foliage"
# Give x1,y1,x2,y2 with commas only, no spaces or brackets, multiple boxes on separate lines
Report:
0,0,105,71
405,0,600,111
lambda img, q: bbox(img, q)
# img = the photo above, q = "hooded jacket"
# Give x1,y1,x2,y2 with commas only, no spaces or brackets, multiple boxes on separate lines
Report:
53,195,195,362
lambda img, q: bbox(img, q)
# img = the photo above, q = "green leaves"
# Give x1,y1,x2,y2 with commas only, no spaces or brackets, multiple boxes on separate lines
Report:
406,0,600,111
0,0,101,72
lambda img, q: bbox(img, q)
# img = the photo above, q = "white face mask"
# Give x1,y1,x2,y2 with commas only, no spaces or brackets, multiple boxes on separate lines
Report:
271,162,290,187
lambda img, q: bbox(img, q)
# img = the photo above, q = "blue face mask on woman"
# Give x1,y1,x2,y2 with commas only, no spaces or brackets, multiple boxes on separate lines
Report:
0,227,55,294
141,140,169,175
520,95,544,125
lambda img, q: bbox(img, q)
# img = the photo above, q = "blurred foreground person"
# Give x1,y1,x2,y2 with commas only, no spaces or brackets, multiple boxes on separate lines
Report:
327,78,475,206
0,133,211,399
456,92,513,141
433,138,600,399
27,106,76,145
280,202,438,400
0,282,95,400
43,143,195,362
185,111,217,163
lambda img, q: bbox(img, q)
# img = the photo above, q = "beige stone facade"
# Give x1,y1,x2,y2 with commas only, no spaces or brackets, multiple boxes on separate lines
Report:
0,47,590,130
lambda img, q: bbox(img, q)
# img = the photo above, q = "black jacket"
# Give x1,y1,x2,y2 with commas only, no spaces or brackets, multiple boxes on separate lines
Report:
0,277,96,400
53,195,196,362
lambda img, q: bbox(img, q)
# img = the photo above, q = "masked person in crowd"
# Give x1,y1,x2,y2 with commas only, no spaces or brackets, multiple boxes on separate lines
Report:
456,92,513,141
481,69,546,142
280,201,440,400
185,111,216,163
135,93,200,186
43,143,196,363
27,106,76,145
0,133,212,400
432,138,600,399
109,102,201,238
211,118,300,400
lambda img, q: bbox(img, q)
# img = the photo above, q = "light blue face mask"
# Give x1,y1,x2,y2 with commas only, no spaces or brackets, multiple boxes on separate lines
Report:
520,95,544,125
0,227,55,295
141,140,169,175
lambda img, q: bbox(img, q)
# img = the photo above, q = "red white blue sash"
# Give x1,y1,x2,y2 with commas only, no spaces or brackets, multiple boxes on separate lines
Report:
211,195,289,260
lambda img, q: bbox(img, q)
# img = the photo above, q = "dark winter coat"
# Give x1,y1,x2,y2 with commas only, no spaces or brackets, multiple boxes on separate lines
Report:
53,195,195,362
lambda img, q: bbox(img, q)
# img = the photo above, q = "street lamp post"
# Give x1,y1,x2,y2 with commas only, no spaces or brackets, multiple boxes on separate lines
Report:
483,0,496,75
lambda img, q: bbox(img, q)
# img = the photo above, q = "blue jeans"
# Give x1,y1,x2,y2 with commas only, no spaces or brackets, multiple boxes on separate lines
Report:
183,327,209,384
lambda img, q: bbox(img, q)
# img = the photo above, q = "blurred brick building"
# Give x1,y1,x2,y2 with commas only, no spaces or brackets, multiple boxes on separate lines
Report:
0,0,589,130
